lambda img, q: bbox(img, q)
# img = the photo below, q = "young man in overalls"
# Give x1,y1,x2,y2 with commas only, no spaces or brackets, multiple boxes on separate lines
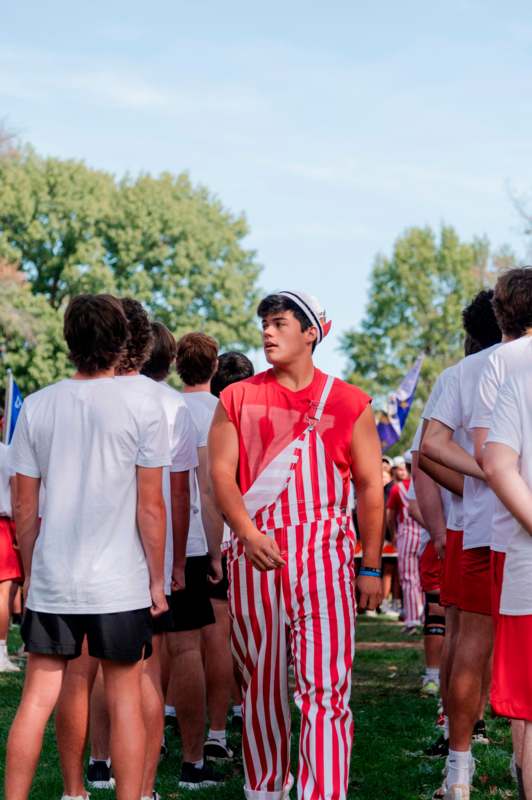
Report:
209,291,384,800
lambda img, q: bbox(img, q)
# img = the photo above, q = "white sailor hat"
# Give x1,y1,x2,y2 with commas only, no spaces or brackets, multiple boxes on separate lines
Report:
278,290,332,344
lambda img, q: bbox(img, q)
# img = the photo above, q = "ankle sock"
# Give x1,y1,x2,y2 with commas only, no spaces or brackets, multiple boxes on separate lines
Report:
165,704,176,717
89,756,111,767
447,748,472,786
192,758,204,770
0,640,7,658
232,704,242,718
208,728,227,746
425,667,440,683
443,715,450,740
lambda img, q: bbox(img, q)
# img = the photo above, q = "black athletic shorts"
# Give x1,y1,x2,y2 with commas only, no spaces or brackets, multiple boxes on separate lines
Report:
207,554,229,602
21,607,153,662
168,554,215,632
151,596,173,635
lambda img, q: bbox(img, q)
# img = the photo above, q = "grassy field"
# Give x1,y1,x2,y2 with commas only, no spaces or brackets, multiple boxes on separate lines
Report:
0,617,516,799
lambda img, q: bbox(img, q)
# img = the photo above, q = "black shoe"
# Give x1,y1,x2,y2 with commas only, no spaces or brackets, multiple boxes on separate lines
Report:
87,759,115,789
204,738,234,761
424,734,449,758
230,713,243,733
164,714,178,733
178,762,224,789
472,719,489,745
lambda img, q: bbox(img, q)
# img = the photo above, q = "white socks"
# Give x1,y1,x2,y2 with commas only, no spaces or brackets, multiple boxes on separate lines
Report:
208,728,227,746
425,667,440,683
164,704,176,717
0,640,7,658
232,704,242,718
447,748,473,786
444,715,450,740
191,758,204,770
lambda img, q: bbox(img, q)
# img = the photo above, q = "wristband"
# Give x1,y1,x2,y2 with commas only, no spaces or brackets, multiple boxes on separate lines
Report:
359,567,382,578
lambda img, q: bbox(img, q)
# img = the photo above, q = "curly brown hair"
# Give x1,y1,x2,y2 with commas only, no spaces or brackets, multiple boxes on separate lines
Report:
64,294,128,375
176,332,218,386
141,322,177,382
492,267,532,338
117,298,154,374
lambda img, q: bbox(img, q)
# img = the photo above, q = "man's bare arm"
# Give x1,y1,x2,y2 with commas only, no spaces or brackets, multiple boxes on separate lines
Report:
351,405,384,610
208,403,285,572
196,446,224,581
408,497,425,528
472,427,489,469
422,419,484,480
169,470,190,591
483,443,532,535
13,474,40,585
137,466,168,616
412,449,447,557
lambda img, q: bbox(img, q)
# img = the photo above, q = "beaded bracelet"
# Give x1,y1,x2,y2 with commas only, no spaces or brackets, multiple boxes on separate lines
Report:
358,567,382,578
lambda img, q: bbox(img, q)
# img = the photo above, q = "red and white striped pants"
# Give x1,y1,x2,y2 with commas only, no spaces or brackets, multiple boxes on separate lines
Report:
229,519,356,800
396,528,423,626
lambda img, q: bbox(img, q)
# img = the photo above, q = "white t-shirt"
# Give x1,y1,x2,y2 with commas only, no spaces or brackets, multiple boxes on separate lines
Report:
487,372,532,614
431,345,501,549
10,377,170,614
405,475,430,556
0,442,14,517
416,365,462,531
471,336,532,553
120,377,198,595
182,391,219,558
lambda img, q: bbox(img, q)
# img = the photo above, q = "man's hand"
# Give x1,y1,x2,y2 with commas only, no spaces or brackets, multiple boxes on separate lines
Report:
243,530,286,571
171,562,186,592
357,574,383,611
207,554,224,585
433,531,446,560
150,582,168,618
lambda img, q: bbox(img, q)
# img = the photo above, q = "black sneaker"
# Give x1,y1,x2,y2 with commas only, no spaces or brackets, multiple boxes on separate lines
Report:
87,759,115,789
178,762,224,790
424,734,449,758
204,738,234,761
230,713,243,733
164,714,178,734
472,719,489,745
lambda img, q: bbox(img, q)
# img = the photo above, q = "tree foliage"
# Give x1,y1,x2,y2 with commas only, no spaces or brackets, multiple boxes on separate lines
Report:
0,150,262,360
340,225,515,452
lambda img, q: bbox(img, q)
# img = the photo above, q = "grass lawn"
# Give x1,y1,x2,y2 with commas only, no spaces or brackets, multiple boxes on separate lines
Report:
0,618,515,799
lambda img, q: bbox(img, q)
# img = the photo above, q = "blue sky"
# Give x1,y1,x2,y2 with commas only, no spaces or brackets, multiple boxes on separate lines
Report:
2,1,532,376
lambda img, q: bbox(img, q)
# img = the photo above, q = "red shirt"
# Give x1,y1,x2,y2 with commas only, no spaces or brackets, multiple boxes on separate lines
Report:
386,479,412,527
220,368,370,497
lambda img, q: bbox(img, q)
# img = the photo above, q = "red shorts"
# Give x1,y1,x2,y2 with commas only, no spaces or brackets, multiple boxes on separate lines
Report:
440,529,463,607
459,546,491,616
491,550,506,629
0,518,23,582
419,541,442,594
492,614,532,721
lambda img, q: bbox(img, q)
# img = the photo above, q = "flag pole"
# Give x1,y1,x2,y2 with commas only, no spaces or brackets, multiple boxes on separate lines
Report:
3,369,12,445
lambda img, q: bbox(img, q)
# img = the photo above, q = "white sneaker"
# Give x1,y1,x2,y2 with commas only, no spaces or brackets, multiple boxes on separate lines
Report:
0,655,20,673
61,795,90,799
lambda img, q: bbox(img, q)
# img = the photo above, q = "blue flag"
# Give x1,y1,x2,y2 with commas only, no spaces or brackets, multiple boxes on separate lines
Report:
4,372,24,444
377,356,424,452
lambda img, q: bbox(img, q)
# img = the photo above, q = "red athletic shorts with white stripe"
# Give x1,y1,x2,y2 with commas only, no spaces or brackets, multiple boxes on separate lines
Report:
492,614,532,721
440,529,463,607
491,550,506,629
458,546,491,616
419,542,442,594
0,518,23,582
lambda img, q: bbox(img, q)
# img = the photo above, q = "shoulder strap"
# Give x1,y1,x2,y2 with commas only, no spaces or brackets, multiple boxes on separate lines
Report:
307,374,335,427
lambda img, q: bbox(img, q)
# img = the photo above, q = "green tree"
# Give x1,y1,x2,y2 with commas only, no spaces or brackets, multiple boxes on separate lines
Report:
340,225,508,452
0,151,262,352
0,261,69,397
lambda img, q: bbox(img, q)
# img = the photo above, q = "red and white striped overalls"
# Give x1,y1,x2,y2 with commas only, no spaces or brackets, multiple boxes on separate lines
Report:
228,375,357,800
396,482,423,627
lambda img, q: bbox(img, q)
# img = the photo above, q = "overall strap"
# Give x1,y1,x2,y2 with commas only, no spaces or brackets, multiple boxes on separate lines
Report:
307,374,335,428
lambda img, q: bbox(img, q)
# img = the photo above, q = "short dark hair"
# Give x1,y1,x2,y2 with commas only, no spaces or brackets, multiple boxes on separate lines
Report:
211,351,255,397
461,289,501,350
141,322,177,382
175,332,218,386
492,267,532,338
64,294,128,375
118,298,154,374
257,294,317,352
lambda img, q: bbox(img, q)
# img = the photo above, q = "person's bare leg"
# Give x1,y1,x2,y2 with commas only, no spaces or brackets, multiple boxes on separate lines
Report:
440,606,460,716
160,634,171,702
55,642,99,797
5,654,66,800
141,635,164,798
0,580,11,641
448,611,493,750
514,719,526,767
476,649,492,722
167,629,206,762
101,658,146,800
521,721,532,798
382,562,393,602
89,664,110,760
203,600,233,731
10,583,22,617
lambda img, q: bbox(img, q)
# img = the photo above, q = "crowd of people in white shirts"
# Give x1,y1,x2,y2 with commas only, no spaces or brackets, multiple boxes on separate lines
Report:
4,267,532,800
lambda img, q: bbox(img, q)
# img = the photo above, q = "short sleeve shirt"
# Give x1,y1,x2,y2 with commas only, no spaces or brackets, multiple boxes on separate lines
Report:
10,378,170,614
0,443,14,517
220,368,370,498
487,372,532,614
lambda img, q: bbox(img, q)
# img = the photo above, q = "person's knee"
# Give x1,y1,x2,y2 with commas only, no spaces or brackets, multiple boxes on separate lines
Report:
424,593,446,637
167,631,201,658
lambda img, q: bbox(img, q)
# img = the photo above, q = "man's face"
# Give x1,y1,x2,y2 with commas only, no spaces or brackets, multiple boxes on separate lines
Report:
394,464,408,482
261,311,317,366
